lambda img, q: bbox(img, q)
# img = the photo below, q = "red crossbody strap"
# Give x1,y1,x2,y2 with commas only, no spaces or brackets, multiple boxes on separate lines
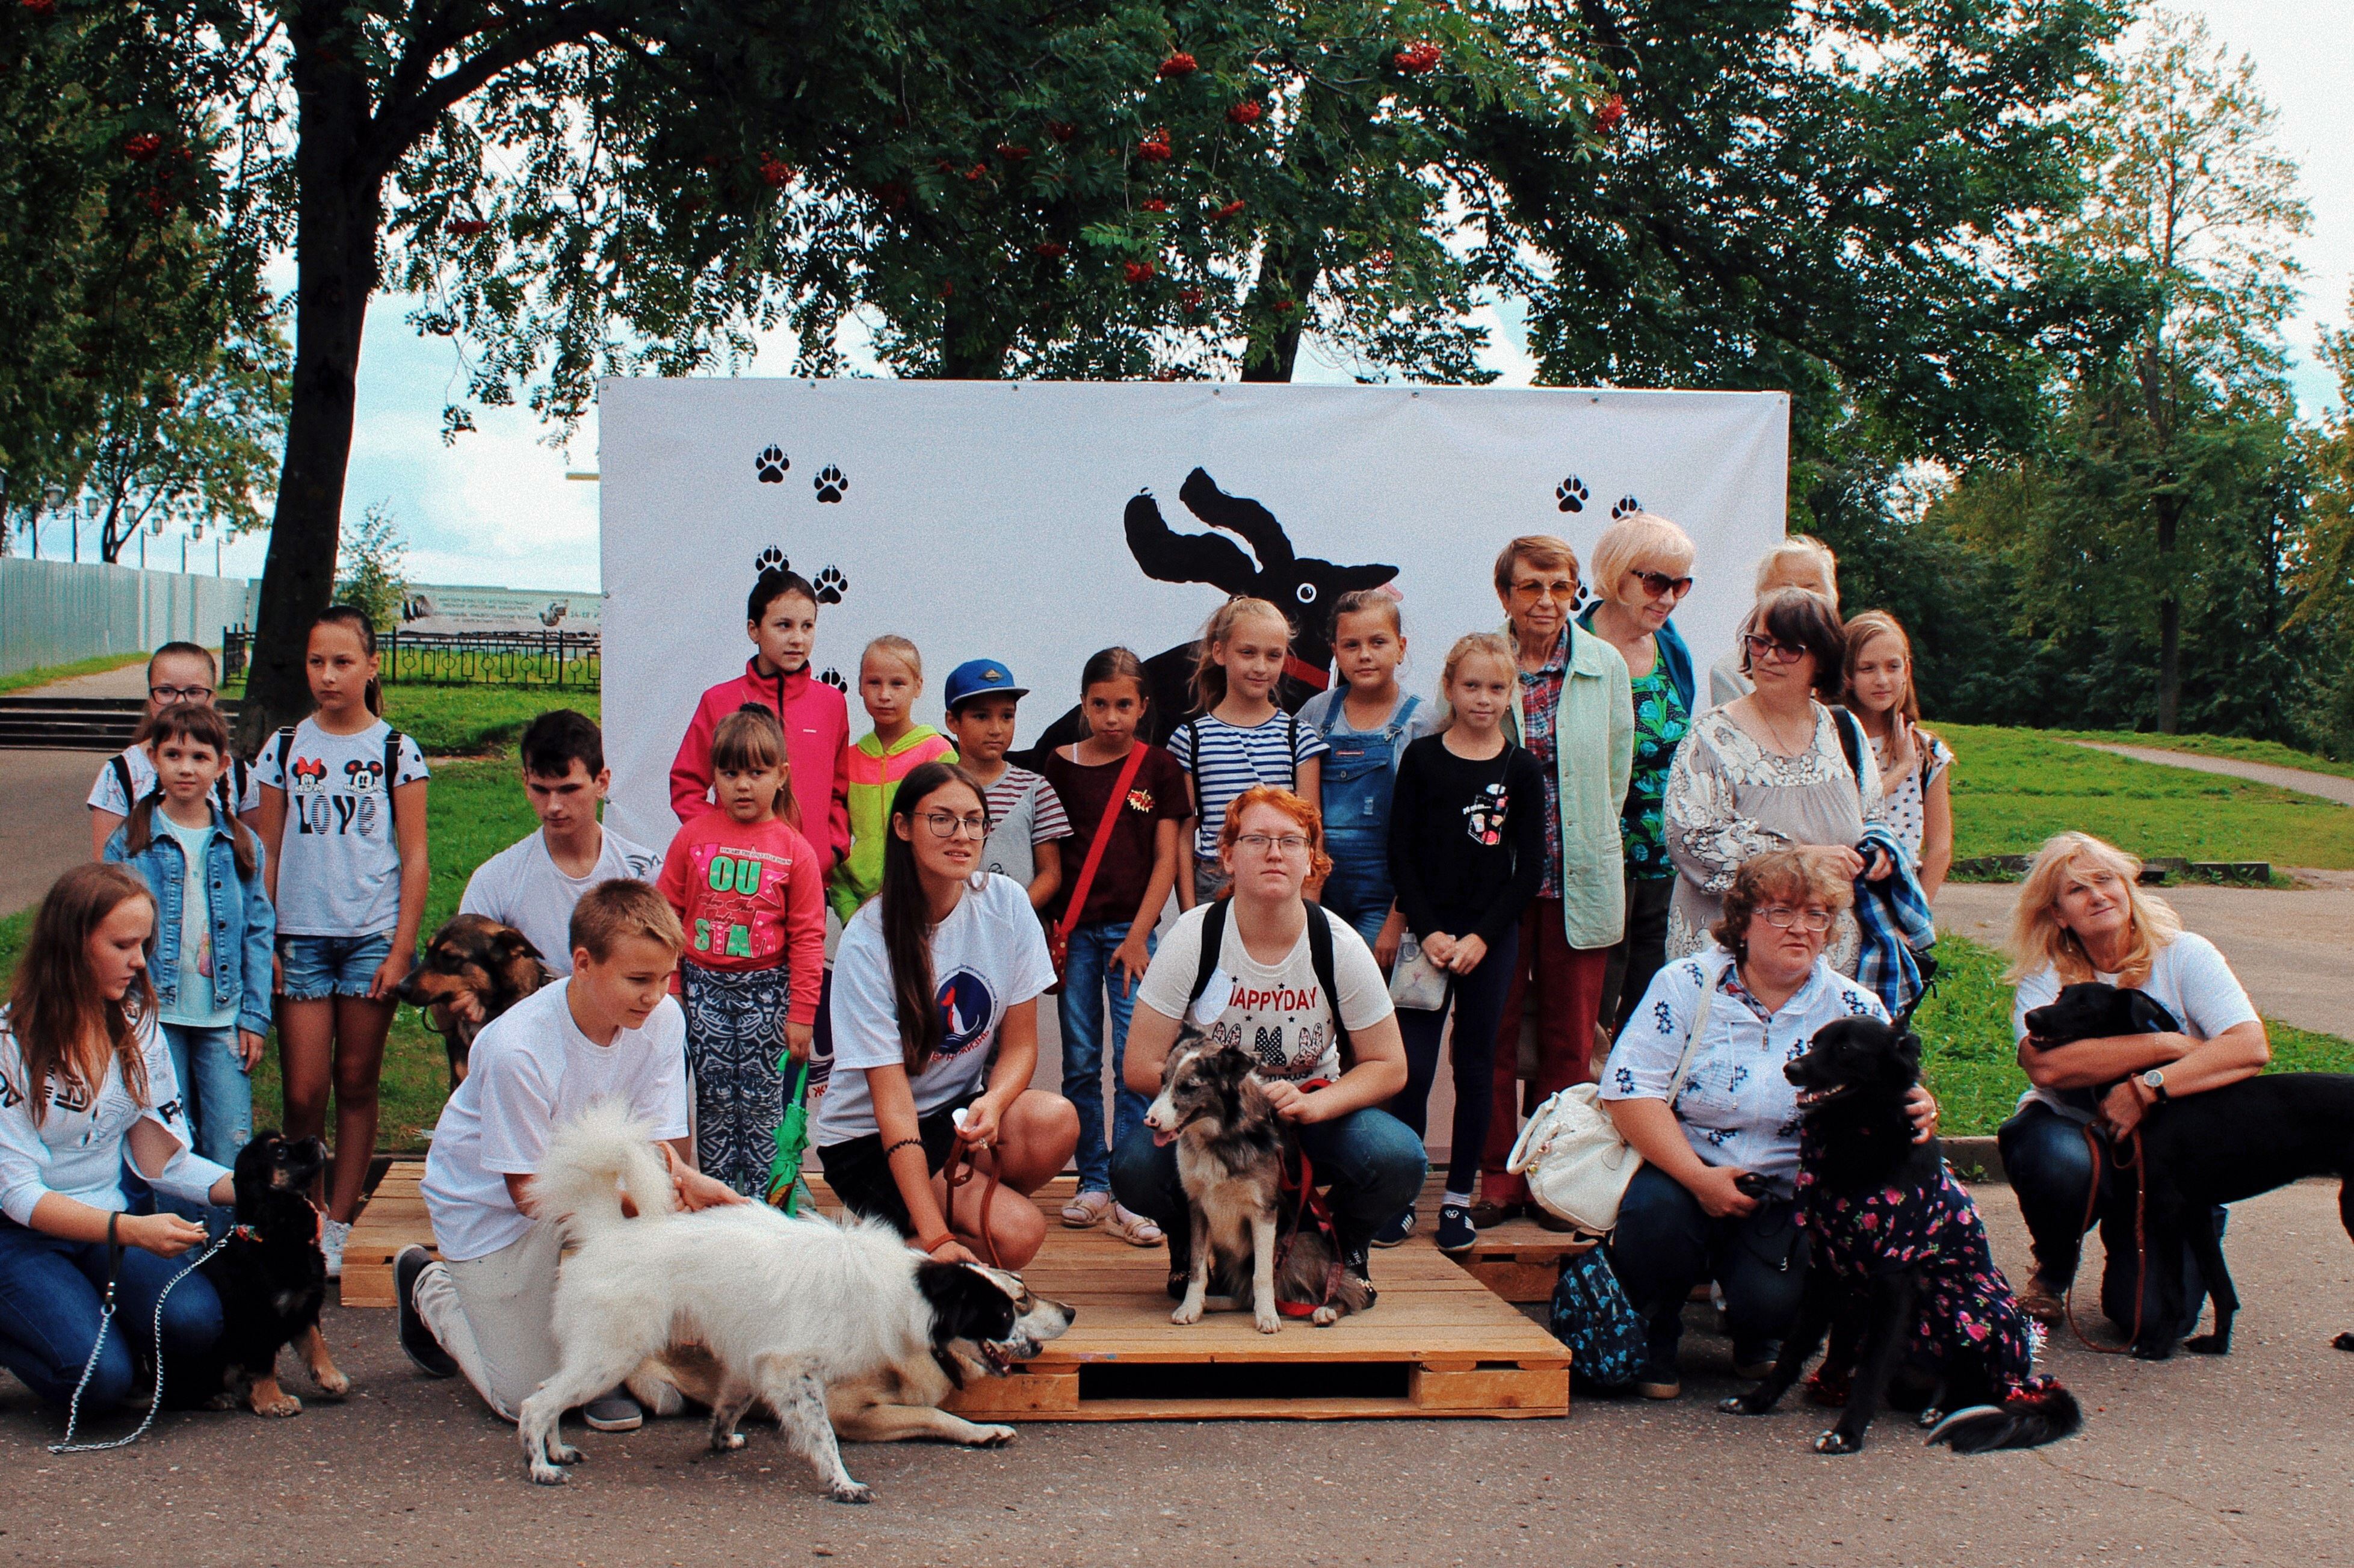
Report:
1056,744,1150,942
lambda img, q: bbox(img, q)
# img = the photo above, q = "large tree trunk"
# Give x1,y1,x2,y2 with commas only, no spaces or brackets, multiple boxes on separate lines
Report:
236,41,382,755
938,289,1009,380
1239,250,1317,382
2155,491,2181,734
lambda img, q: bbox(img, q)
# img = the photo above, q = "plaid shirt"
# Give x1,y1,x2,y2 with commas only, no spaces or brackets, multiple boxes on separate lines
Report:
1852,820,1936,1018
1516,626,1570,900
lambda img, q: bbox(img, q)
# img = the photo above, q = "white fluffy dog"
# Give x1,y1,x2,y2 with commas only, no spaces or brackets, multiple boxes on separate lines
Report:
517,1100,1061,1502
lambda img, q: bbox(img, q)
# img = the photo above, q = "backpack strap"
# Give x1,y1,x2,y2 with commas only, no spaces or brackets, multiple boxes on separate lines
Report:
1179,716,1203,823
110,753,135,813
383,729,406,832
1832,705,1867,807
1187,897,1231,1016
1287,711,1299,786
1303,901,1353,1064
274,726,295,782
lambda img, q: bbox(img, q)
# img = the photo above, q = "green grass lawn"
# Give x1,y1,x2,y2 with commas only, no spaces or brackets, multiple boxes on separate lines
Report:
0,650,149,694
220,677,599,756
1938,723,2354,869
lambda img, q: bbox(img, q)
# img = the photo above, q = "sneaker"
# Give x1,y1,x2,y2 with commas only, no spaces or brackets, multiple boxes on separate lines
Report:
1435,1204,1477,1255
1632,1372,1681,1400
1371,1209,1415,1248
2017,1276,2068,1326
1466,1200,1522,1229
394,1245,456,1378
321,1217,352,1281
582,1390,644,1432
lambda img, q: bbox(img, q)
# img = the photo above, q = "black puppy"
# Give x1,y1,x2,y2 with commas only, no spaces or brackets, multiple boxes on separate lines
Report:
193,1132,348,1416
2024,981,2354,1359
1723,1018,2081,1454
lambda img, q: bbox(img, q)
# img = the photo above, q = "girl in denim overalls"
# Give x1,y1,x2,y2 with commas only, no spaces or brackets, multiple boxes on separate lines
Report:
1296,591,1439,968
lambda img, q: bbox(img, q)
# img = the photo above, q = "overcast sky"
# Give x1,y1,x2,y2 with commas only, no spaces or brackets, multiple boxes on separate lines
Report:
181,1,2349,594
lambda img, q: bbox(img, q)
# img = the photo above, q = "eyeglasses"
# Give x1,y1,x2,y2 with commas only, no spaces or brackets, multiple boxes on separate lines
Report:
1234,832,1311,856
1740,632,1808,665
150,685,214,703
1510,577,1580,602
1756,905,1835,932
1631,570,1693,600
919,811,990,839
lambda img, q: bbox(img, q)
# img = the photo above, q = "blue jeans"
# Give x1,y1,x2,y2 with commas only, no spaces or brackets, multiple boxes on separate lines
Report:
161,1021,252,1167
1110,1105,1427,1257
1058,920,1157,1193
1318,831,1394,952
1607,1164,1808,1373
1392,924,1519,1195
0,1220,224,1408
1997,1100,2220,1339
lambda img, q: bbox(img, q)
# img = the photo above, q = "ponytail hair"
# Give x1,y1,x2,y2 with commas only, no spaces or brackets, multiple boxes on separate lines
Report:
312,604,383,714
125,703,257,878
1189,596,1288,713
878,761,989,1075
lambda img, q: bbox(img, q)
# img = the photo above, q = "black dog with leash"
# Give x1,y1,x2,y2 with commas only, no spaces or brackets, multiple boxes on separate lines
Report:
2022,982,2354,1359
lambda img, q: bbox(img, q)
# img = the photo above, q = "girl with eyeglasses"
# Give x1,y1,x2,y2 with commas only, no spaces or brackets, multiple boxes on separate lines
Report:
1662,588,1892,978
656,705,827,1197
1578,511,1700,1042
814,762,1077,1267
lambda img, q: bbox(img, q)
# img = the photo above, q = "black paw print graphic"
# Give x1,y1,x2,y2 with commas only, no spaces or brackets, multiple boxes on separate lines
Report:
812,465,848,503
812,566,848,605
753,545,788,576
1611,494,1643,519
1555,475,1588,513
755,446,789,484
817,667,848,692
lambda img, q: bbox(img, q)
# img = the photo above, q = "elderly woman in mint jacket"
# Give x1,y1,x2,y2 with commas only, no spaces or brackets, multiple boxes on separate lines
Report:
1474,532,1634,1228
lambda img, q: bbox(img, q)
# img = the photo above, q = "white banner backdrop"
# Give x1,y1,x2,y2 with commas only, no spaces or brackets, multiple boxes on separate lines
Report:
599,380,1787,846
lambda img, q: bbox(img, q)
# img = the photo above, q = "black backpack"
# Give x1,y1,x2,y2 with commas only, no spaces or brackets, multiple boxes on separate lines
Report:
114,750,249,820
1184,895,1353,1066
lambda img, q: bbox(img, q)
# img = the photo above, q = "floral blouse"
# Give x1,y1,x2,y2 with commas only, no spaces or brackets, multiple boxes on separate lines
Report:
1871,730,1952,869
1794,1126,2054,1403
1620,660,1689,877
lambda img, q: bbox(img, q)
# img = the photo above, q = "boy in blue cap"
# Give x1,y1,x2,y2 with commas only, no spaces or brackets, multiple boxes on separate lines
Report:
942,658,1069,910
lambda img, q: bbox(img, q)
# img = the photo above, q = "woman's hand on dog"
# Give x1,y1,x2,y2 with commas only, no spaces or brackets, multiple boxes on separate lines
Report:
2100,1078,2150,1137
921,1235,983,1267
1259,1078,1338,1125
660,1146,748,1211
1691,1165,1760,1219
1905,1085,1939,1144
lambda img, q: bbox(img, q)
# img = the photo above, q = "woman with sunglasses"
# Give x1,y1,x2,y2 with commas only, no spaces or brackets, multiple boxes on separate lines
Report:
812,762,1078,1268
1661,587,1891,976
1578,511,1699,1039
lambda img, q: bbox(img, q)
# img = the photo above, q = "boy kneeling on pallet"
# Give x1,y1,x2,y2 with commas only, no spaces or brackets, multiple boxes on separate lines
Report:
1112,786,1424,1295
395,880,742,1427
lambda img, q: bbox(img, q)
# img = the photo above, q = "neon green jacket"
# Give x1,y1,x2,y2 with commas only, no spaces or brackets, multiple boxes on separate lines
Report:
829,727,957,922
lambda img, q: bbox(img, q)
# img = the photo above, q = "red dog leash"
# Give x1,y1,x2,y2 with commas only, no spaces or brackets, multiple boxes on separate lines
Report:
1273,1078,1344,1318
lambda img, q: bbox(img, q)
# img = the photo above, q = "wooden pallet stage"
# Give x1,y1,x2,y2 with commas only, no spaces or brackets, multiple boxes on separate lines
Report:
338,1162,1571,1420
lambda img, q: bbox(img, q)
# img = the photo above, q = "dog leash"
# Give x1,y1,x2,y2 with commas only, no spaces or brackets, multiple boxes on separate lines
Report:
51,1212,234,1454
945,1137,1006,1270
2062,1123,2148,1356
1272,1079,1346,1318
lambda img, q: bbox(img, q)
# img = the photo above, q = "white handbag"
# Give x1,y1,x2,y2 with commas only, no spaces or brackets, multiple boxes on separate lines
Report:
1505,962,1719,1233
1387,933,1449,1011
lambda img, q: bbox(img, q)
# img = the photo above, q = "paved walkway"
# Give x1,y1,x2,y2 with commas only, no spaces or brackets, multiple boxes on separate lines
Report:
0,749,101,916
2,1181,2346,1567
1938,881,2354,1037
2072,741,2354,808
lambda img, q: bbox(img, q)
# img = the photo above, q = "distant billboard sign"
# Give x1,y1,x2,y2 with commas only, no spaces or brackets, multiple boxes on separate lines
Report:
398,582,601,634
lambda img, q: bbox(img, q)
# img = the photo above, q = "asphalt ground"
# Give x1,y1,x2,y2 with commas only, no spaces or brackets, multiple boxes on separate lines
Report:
2,1180,2348,1568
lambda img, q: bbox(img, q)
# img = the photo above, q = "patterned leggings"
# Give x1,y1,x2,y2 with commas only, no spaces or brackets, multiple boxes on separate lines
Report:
680,961,797,1199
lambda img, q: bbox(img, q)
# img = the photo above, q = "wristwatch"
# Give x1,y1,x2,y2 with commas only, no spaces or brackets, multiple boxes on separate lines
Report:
2140,1068,2169,1104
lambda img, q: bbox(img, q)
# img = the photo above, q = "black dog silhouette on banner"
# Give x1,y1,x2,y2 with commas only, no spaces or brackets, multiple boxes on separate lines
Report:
1027,468,1398,759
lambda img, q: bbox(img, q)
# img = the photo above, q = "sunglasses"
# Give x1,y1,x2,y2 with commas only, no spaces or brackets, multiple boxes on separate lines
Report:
1631,570,1693,600
1741,632,1809,665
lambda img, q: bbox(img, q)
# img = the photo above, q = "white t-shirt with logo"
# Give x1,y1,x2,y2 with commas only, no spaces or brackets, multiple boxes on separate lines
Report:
459,826,660,976
2010,931,2260,1120
813,873,1054,1146
421,978,691,1262
1136,903,1394,1084
252,717,430,936
0,1007,230,1227
88,742,262,818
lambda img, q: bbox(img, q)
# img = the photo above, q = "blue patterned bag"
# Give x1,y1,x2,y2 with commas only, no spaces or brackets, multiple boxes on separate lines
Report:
1549,1247,1647,1390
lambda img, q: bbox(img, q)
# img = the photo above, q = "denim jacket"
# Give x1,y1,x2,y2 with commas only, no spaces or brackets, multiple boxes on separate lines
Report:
104,803,275,1037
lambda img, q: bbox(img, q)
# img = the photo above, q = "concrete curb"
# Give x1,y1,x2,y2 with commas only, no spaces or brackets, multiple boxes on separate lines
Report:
1945,1134,2003,1184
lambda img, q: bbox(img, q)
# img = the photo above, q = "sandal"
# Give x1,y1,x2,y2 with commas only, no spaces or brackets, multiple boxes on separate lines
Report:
1061,1190,1114,1229
1107,1203,1166,1247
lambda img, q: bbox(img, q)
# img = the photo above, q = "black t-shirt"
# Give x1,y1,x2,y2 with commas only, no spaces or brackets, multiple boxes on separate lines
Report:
1041,744,1190,927
1386,734,1545,946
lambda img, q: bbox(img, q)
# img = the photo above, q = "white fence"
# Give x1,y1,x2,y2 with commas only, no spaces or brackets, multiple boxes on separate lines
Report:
0,556,259,678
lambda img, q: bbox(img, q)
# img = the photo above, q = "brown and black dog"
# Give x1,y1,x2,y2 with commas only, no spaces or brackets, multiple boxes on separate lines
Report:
395,914,553,1085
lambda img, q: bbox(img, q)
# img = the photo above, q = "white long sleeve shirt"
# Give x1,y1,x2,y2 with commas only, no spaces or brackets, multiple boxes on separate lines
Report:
0,1007,231,1226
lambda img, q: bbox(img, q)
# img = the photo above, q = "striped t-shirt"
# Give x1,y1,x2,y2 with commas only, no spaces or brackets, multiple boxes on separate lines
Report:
1167,712,1331,857
980,765,1072,887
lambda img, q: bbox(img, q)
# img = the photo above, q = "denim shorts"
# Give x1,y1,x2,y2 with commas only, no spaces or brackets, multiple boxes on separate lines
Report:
277,931,394,1001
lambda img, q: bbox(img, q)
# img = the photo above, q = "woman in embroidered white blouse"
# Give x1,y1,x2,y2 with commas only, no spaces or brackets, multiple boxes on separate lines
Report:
0,865,233,1409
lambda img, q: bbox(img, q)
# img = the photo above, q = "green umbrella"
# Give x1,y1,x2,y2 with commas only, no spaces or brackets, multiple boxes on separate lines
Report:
767,1057,814,1214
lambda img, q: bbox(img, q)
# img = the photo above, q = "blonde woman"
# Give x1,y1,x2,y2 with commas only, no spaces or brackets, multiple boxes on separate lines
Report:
1707,534,1839,707
1997,833,2268,1333
1577,510,1698,1037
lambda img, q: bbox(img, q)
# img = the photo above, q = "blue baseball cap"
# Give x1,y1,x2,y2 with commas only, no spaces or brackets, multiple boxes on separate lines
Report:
944,658,1028,711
